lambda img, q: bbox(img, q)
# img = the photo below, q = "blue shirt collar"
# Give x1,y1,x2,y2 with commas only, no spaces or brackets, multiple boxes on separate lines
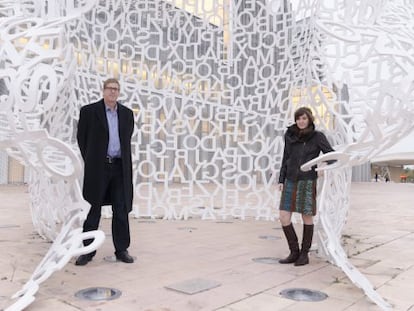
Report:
104,101,118,112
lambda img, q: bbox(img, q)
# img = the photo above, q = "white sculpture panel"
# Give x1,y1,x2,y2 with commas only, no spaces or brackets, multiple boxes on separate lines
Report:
0,0,413,310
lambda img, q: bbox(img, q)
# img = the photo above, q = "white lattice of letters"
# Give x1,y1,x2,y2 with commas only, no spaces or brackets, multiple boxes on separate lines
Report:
1,0,414,310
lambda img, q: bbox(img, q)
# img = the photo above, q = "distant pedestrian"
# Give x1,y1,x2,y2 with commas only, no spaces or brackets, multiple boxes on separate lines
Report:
375,172,378,182
278,107,334,266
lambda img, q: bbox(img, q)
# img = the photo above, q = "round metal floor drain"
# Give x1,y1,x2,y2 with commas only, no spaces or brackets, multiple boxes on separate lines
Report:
137,220,156,223
104,255,137,262
75,287,121,301
280,288,328,302
177,227,197,230
252,257,279,264
0,224,20,229
259,235,280,240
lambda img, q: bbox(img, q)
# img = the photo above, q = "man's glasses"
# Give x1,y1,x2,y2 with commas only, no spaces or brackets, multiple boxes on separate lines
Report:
105,87,120,92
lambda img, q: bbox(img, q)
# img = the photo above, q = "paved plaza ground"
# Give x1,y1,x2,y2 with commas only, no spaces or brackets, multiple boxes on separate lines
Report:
0,182,413,311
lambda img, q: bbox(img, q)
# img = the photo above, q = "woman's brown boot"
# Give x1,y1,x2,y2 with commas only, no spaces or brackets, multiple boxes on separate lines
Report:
294,224,314,266
279,223,300,264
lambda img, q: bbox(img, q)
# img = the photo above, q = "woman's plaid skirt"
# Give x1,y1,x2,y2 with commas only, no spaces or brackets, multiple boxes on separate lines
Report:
279,179,317,216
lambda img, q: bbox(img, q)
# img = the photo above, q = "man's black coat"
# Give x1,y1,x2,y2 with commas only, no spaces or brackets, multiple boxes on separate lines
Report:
77,99,134,212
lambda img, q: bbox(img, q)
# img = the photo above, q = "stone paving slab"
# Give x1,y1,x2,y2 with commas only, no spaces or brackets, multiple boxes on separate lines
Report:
0,183,414,310
165,278,221,295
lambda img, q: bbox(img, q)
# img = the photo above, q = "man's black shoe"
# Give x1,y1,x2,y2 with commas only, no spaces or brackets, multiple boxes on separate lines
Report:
115,251,134,263
75,254,93,266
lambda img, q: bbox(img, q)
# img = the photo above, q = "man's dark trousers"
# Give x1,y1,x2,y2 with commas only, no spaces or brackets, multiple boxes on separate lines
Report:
82,160,130,257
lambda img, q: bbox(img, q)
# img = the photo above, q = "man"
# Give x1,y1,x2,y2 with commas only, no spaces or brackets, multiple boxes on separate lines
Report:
76,78,135,265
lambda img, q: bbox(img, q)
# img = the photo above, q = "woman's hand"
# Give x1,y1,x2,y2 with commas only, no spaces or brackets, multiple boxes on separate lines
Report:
278,183,284,191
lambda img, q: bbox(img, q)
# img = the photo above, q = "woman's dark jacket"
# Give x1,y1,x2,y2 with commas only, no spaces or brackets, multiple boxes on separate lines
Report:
278,124,334,184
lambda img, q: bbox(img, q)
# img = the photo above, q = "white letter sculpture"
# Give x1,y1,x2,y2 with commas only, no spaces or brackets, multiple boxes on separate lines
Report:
1,0,413,310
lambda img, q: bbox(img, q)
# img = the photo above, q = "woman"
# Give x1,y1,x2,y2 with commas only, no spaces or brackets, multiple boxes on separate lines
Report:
278,107,334,266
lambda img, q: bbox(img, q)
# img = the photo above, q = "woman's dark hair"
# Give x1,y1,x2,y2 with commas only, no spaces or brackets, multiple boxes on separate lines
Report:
294,107,314,125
